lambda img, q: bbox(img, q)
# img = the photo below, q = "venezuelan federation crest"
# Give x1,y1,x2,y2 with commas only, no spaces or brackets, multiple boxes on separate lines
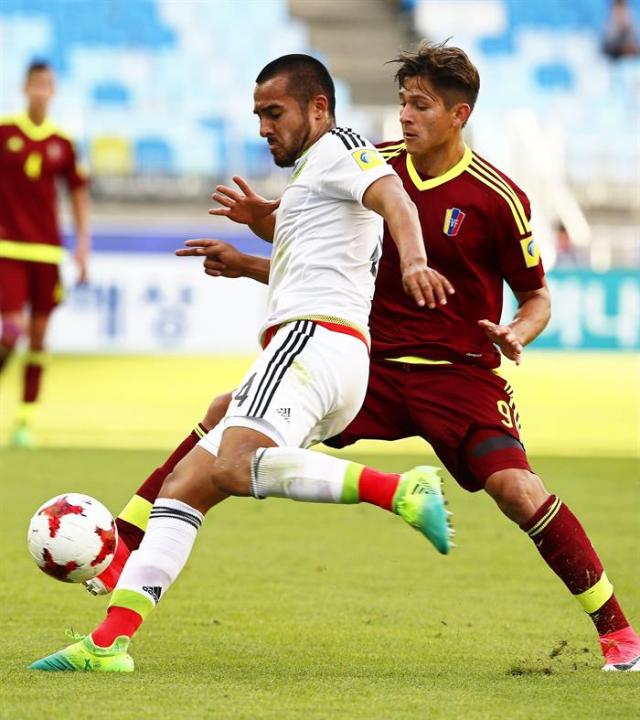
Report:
443,208,465,236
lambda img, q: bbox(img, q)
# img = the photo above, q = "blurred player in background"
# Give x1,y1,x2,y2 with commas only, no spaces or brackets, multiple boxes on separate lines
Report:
30,53,455,673
0,60,90,448
100,42,638,672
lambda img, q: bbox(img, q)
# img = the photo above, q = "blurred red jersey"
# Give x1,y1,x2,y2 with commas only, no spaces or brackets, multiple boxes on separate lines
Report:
371,142,545,369
0,113,87,263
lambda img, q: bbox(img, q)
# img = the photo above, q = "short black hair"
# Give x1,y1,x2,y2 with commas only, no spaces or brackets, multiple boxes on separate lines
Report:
256,54,336,117
26,60,52,78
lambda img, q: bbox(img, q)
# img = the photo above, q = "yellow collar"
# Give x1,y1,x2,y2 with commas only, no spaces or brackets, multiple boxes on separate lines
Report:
14,112,59,141
406,144,473,191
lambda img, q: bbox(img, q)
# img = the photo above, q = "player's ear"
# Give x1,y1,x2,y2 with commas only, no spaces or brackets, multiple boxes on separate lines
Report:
311,94,329,119
451,103,471,129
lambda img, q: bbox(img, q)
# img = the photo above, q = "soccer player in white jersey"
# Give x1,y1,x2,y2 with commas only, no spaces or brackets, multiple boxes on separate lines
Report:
30,54,454,672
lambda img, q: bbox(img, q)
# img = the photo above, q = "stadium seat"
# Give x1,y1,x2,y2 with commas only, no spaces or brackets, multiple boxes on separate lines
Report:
135,137,174,175
90,136,133,176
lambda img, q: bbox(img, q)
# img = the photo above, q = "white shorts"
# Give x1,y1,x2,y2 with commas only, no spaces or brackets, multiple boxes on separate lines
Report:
199,320,369,455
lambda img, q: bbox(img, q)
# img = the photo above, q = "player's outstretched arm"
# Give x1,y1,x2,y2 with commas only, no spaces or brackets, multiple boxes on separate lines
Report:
209,175,279,242
176,239,270,284
478,280,551,364
362,175,454,308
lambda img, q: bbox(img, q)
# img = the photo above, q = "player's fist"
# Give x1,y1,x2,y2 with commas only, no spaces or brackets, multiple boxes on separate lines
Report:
175,239,246,278
478,319,523,364
209,176,280,225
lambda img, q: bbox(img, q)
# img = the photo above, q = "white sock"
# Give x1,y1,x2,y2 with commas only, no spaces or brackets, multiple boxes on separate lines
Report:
250,447,361,503
112,498,204,611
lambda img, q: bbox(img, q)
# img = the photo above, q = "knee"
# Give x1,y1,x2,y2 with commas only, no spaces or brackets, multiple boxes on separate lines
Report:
1,318,23,347
484,469,549,524
208,455,248,496
202,392,232,432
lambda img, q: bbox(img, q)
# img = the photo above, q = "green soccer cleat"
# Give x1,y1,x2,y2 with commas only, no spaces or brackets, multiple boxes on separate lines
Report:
393,465,452,555
29,634,134,672
10,423,36,449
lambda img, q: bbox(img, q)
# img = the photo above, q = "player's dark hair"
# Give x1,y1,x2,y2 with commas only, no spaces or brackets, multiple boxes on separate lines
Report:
392,41,480,115
26,60,52,77
256,54,336,118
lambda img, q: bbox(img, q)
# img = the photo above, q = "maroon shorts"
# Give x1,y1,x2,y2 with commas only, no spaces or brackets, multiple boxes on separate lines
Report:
0,258,63,315
325,359,531,492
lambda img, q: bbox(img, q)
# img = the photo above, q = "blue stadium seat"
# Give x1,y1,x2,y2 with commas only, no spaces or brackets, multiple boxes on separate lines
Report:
135,138,174,175
92,81,131,106
534,61,575,90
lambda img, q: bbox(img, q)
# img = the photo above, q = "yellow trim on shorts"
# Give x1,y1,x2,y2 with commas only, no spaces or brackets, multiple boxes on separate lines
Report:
385,356,452,365
118,495,153,532
0,240,64,264
575,572,614,614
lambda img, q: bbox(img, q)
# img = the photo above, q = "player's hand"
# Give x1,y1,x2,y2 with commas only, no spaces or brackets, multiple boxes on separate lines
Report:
74,248,89,285
209,176,280,225
175,238,245,278
401,261,455,308
478,319,523,364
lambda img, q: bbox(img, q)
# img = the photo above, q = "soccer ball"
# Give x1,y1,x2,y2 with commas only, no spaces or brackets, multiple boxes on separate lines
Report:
27,493,117,583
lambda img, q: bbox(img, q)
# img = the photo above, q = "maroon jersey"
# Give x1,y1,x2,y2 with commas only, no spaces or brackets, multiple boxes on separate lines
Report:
371,141,545,369
0,113,87,263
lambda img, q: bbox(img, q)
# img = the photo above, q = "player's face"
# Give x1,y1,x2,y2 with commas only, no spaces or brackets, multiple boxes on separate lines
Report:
398,76,460,157
25,69,55,111
254,75,312,167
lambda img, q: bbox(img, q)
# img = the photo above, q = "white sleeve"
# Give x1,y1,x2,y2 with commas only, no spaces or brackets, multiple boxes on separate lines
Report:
319,142,397,205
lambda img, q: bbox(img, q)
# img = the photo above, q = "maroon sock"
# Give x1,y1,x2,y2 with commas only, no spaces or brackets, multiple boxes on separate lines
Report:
115,423,207,550
521,495,628,636
92,606,142,647
358,467,401,511
23,361,43,403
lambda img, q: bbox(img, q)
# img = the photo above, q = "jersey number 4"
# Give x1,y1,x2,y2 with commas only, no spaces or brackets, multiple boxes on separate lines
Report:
235,373,257,407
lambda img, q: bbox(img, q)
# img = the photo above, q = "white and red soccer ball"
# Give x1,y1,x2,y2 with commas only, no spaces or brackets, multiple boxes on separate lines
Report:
27,493,117,583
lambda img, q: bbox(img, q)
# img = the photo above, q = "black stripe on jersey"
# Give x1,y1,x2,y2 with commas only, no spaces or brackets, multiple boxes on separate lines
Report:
255,321,316,418
343,127,366,148
332,127,366,150
330,128,354,150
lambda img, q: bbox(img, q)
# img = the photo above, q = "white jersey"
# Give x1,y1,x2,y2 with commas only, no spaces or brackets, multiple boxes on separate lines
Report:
260,127,396,342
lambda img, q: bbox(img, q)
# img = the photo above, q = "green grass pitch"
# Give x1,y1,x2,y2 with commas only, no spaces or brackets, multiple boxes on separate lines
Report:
1,449,638,719
0,353,638,717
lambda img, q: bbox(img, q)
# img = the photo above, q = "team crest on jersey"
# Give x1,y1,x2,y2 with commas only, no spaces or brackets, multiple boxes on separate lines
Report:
47,141,63,161
520,236,541,268
7,136,24,152
351,149,384,171
443,208,465,236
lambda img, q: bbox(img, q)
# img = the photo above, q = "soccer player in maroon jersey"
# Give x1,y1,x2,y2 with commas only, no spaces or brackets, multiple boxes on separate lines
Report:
61,45,637,672
0,61,90,448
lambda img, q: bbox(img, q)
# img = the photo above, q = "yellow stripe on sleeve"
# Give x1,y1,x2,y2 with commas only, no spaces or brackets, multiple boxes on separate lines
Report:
470,157,531,234
467,166,526,235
